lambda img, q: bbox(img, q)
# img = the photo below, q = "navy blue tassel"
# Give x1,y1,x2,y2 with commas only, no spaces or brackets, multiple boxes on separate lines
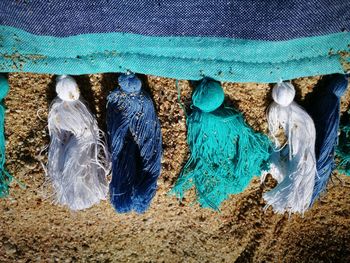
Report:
107,74,162,213
305,74,348,204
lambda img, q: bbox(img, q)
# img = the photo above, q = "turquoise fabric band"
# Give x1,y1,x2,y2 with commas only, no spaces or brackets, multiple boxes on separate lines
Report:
0,26,349,82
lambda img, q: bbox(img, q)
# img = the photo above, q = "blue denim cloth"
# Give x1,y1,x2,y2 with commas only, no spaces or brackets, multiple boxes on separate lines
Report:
0,0,348,40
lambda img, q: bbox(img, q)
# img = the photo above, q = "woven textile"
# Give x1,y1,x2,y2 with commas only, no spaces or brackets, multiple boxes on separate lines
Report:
0,1,349,82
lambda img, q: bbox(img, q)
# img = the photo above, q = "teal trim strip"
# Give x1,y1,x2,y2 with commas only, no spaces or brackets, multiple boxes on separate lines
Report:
0,26,349,82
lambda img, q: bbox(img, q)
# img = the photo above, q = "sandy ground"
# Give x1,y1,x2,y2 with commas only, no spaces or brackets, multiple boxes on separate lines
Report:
0,73,350,262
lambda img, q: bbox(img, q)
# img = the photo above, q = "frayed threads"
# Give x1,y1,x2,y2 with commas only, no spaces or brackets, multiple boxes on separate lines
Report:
46,75,110,211
171,78,271,210
0,74,12,198
306,74,348,204
107,73,162,214
263,82,317,215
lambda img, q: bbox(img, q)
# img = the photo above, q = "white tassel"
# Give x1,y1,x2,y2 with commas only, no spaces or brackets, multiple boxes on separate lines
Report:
263,82,317,215
46,75,110,211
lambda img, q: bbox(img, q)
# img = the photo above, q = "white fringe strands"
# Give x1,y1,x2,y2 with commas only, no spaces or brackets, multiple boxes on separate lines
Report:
263,82,317,215
46,75,110,211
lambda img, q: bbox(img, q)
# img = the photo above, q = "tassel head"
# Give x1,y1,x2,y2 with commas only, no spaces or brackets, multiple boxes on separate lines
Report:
55,75,80,101
192,78,224,112
272,82,295,107
118,73,142,93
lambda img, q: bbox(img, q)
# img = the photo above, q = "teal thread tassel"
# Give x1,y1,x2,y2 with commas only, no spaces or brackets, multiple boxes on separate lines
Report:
336,75,350,175
0,74,12,198
171,78,271,210
337,121,350,175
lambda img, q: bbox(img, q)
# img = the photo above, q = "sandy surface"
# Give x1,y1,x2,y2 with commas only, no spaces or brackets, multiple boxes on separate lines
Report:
0,73,350,262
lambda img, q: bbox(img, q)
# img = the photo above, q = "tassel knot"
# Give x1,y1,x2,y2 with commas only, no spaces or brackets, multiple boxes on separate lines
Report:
118,74,142,93
55,75,80,101
192,78,224,112
332,77,348,98
272,82,295,107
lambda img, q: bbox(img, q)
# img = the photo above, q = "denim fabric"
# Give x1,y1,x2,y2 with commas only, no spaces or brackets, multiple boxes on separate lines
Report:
0,0,348,40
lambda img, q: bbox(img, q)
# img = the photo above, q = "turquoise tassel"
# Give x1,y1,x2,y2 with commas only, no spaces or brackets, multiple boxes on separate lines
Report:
337,120,350,175
171,78,271,210
0,74,11,198
336,75,350,175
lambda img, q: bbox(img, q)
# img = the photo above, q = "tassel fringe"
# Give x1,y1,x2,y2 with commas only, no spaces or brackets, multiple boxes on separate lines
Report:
0,74,12,198
107,74,162,213
306,74,348,204
263,82,317,215
171,78,271,210
46,75,110,211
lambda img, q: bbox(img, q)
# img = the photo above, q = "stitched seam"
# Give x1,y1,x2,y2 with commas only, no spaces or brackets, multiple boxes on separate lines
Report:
1,49,343,65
